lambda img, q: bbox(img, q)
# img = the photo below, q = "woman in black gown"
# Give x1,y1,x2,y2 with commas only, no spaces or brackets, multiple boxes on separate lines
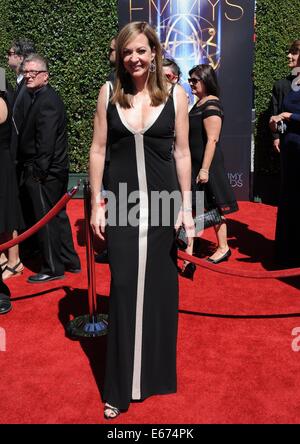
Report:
269,68,300,267
89,22,193,418
181,64,238,279
0,89,24,281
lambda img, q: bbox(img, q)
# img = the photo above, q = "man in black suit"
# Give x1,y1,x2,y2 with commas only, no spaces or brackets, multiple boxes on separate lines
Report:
19,54,81,283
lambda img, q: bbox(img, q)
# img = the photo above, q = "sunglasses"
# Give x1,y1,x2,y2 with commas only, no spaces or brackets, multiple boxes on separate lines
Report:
7,50,16,56
23,70,47,78
188,78,201,85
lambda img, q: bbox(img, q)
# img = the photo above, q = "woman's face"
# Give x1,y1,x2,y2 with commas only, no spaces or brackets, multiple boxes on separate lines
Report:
122,33,155,80
287,51,300,69
188,74,206,98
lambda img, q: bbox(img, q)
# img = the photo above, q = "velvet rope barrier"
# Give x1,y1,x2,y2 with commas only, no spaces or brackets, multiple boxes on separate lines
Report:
84,181,97,316
66,181,108,338
0,185,79,252
3,185,298,280
177,249,300,279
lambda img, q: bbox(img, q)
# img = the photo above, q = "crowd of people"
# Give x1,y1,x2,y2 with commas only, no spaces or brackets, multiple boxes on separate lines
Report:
1,23,300,420
0,39,80,315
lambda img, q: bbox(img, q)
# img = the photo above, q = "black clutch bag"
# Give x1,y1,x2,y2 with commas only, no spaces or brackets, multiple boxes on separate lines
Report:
176,208,222,250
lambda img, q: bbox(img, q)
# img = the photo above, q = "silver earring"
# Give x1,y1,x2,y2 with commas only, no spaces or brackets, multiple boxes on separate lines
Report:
149,61,156,73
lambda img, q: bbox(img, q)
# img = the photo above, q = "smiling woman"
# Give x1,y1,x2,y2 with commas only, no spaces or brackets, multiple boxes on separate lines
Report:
89,21,194,419
112,21,169,108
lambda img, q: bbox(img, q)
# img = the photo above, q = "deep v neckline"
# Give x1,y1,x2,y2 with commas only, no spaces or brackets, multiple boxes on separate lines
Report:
116,99,168,135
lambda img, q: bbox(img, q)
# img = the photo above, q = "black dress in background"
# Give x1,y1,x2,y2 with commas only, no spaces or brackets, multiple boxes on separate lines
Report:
103,88,179,410
189,99,238,215
0,95,24,234
275,89,300,267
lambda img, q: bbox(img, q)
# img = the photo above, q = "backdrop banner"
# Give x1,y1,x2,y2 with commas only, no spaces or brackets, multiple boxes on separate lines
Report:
118,0,255,200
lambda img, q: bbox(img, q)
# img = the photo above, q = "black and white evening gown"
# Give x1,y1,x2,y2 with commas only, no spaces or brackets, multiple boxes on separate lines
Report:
103,86,179,410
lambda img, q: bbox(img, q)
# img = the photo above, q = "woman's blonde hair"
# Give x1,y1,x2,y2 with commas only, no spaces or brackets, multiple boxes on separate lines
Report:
112,21,169,108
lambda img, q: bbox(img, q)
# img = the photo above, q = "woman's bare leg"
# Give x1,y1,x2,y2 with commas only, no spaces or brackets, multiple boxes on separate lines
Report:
208,220,230,261
2,231,23,280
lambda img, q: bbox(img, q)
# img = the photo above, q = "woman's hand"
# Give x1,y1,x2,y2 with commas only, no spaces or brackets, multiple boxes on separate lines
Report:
90,203,106,240
269,115,282,132
175,209,183,232
182,211,195,247
175,209,195,247
269,113,292,132
279,112,292,120
196,168,209,184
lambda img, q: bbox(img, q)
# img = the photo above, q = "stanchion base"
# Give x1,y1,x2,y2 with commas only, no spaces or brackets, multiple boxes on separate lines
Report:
67,314,108,338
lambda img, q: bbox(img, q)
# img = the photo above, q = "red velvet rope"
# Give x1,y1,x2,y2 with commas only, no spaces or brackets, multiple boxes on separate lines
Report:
0,186,79,252
2,186,299,280
177,250,300,279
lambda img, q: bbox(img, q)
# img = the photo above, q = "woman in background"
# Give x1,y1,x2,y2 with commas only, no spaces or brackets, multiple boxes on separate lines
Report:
181,64,238,280
269,41,300,268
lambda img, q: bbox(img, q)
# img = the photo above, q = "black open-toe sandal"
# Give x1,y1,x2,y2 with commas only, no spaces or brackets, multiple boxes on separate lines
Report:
2,261,24,280
104,403,120,420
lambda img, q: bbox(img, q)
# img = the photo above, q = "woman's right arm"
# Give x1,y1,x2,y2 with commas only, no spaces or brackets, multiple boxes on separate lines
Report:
0,97,8,124
89,84,108,239
197,114,222,184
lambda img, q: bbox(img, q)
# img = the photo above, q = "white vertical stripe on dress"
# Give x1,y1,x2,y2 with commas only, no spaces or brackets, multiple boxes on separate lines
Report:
132,133,149,400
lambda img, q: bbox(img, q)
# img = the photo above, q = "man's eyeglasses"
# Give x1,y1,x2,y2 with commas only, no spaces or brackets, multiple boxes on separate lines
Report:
7,50,16,56
188,78,201,85
23,70,47,78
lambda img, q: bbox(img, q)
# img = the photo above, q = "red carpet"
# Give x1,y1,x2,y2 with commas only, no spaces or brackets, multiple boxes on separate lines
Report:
1,200,300,424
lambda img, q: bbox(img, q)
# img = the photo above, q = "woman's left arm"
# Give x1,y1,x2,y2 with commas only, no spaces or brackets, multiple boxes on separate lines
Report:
173,85,194,240
197,115,222,184
173,85,191,209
